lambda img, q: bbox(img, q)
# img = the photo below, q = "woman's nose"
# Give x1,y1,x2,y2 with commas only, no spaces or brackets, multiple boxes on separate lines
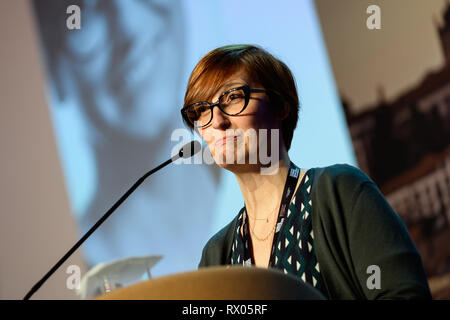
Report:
211,106,231,130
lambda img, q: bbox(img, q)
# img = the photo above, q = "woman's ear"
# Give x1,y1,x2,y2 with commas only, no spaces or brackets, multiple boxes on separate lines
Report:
275,103,289,121
269,94,288,121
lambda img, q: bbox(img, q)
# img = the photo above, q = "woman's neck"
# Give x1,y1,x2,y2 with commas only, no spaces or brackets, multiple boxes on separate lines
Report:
234,148,291,221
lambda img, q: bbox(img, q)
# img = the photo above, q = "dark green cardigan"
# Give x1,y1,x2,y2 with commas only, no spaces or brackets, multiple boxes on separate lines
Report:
198,163,432,299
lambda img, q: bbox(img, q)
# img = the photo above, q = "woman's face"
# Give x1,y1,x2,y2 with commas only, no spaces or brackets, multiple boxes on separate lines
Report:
197,69,283,171
60,0,184,138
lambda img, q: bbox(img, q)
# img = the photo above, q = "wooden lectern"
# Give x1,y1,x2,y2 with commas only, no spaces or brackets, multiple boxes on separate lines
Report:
97,266,326,300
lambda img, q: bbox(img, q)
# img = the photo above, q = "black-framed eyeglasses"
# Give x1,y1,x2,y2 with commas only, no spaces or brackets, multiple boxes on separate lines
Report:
181,84,268,128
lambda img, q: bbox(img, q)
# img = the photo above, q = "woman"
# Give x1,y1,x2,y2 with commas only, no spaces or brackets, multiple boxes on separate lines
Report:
180,44,431,299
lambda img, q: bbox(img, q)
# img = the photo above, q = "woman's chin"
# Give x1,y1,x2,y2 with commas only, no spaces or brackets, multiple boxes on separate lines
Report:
212,152,261,173
208,139,262,172
212,148,244,166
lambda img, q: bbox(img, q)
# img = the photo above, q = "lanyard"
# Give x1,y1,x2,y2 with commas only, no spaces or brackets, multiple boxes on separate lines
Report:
241,161,301,267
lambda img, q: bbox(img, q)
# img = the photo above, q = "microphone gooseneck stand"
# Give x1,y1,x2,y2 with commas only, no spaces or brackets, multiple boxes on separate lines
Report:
23,141,200,300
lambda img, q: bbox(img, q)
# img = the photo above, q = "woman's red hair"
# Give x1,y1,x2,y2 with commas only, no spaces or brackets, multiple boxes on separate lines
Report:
183,44,299,150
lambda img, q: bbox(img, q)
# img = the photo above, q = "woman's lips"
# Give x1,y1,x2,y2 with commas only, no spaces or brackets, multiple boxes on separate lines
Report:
215,135,238,147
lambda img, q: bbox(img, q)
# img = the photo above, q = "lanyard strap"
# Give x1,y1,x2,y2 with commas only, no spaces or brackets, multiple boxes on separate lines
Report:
241,161,301,266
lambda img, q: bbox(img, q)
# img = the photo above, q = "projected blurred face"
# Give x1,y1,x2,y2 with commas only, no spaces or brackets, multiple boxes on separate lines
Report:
62,0,184,138
196,69,281,171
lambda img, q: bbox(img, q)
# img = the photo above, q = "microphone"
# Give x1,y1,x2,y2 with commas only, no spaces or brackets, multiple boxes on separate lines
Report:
23,140,202,300
172,139,202,161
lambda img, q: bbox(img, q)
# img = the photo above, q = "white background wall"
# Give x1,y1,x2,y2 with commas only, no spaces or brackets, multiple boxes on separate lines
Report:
0,0,86,299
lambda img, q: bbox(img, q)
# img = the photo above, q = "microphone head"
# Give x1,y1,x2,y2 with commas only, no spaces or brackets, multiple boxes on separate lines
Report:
178,140,202,159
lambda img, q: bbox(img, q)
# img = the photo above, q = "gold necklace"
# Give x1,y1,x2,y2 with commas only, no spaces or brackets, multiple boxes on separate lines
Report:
246,206,278,223
245,208,278,241
250,220,277,241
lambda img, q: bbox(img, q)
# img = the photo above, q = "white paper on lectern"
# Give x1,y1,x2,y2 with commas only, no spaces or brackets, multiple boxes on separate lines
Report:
77,255,163,299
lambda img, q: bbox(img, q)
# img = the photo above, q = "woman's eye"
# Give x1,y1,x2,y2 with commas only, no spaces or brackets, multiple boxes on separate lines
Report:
229,93,243,100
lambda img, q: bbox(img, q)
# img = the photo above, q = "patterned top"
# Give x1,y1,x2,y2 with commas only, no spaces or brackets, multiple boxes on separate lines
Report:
230,168,328,298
